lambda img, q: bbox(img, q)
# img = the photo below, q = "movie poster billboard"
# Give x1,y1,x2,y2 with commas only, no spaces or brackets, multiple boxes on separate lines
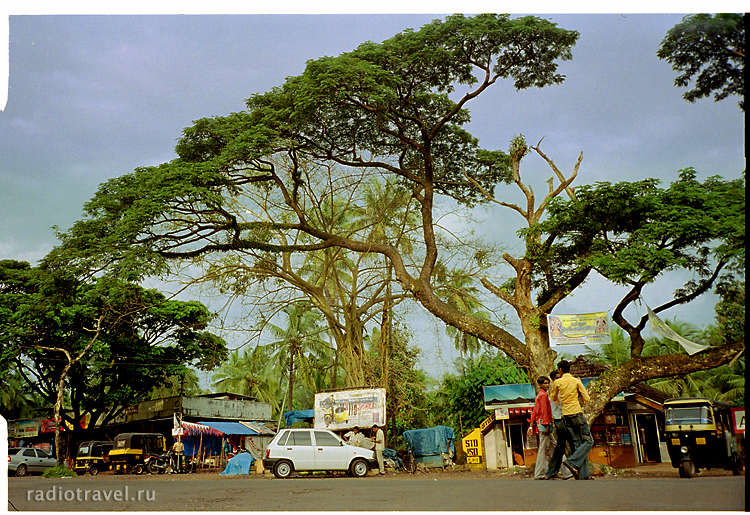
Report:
547,312,611,346
313,388,386,431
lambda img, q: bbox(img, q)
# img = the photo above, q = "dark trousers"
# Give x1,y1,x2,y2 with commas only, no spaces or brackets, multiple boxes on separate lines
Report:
546,417,591,479
563,413,593,478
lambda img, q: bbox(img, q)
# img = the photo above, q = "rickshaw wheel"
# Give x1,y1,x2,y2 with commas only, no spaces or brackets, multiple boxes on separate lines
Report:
133,464,145,475
679,461,696,478
89,465,99,476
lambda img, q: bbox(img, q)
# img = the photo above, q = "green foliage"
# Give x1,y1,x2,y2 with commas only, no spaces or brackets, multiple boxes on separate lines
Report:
530,170,745,294
657,13,745,111
0,260,228,439
212,346,283,414
42,465,76,478
437,352,528,437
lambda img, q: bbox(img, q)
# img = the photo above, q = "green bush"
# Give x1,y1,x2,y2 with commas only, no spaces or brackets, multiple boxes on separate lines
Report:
42,465,76,478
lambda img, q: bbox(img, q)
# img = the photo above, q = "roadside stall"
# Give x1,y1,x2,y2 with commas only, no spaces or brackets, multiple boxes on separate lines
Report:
403,426,456,469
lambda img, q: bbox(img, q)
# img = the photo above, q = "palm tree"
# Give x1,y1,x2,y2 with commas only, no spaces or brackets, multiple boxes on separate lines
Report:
437,267,490,375
260,303,328,412
211,346,281,411
584,327,631,367
642,319,744,404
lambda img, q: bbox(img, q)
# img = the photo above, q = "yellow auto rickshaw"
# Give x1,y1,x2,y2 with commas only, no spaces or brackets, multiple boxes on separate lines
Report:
664,397,744,478
74,440,115,476
109,433,166,474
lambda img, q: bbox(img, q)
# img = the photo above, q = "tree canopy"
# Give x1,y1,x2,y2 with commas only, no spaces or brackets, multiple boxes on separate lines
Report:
0,259,228,448
657,13,745,111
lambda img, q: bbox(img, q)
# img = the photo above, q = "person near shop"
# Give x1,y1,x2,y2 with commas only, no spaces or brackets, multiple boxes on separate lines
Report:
527,376,553,479
546,360,593,480
371,424,386,475
546,370,575,480
171,437,185,473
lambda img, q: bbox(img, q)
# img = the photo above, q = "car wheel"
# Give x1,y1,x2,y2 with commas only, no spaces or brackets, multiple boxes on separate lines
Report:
679,461,696,478
273,460,293,479
89,465,99,476
350,459,369,478
15,464,28,477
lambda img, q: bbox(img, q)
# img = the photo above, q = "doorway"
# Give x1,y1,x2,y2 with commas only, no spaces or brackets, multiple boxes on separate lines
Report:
634,413,661,463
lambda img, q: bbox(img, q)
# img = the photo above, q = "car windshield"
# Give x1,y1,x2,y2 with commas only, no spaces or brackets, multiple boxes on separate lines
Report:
666,405,713,425
78,445,91,456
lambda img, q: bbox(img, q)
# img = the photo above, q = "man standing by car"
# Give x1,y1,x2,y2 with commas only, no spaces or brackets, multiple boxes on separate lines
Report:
527,376,553,479
546,360,593,480
344,426,364,447
371,425,386,475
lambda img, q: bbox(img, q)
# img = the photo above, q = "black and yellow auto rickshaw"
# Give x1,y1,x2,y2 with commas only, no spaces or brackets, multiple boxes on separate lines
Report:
664,397,744,478
109,433,166,474
74,440,115,476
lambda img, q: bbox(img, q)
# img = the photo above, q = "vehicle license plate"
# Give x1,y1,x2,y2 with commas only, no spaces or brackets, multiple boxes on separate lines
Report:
696,437,706,445
671,438,680,445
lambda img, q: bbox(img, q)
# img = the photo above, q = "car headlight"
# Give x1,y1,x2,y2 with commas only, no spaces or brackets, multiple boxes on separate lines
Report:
680,446,688,454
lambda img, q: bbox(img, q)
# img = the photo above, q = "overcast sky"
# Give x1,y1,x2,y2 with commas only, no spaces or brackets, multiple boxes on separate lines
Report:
0,9,745,379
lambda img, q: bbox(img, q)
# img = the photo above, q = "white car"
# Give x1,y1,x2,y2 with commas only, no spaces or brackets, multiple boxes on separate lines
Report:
8,448,58,477
263,428,378,478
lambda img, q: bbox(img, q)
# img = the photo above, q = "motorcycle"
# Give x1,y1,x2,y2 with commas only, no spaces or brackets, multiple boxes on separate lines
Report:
145,451,176,475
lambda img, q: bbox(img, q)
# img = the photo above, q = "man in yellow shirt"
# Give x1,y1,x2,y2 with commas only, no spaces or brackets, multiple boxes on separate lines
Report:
544,360,593,480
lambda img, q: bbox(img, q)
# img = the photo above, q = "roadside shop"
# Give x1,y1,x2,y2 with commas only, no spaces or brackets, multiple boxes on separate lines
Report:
478,356,670,471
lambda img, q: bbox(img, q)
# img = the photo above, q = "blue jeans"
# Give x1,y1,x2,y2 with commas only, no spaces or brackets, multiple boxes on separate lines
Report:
564,413,593,478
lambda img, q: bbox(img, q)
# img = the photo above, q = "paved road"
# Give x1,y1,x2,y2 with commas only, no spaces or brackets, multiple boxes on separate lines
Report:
6,473,746,511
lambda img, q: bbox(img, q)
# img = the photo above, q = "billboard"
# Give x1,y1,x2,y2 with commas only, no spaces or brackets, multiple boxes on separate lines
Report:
313,388,386,431
547,312,611,346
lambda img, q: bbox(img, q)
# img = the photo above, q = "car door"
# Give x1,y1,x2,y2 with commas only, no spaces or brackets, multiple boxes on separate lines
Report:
313,430,349,471
284,430,315,471
21,449,40,472
36,449,56,470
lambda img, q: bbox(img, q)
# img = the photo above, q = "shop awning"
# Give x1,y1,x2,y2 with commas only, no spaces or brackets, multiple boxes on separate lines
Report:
200,421,261,435
180,421,224,437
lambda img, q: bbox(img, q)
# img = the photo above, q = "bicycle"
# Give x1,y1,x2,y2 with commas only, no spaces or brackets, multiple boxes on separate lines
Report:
402,444,417,474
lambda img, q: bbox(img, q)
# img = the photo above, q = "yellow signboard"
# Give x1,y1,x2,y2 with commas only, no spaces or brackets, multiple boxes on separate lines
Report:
462,428,485,470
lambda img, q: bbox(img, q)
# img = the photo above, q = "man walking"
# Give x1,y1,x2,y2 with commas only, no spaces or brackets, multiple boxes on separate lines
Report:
527,376,553,479
545,360,593,480
371,424,386,475
545,370,575,480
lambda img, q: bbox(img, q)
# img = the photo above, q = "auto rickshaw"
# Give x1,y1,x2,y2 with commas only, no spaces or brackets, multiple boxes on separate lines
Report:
664,397,744,478
74,440,115,476
109,433,166,474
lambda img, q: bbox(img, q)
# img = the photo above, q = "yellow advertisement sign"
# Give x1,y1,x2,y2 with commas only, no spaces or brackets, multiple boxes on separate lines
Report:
547,312,611,346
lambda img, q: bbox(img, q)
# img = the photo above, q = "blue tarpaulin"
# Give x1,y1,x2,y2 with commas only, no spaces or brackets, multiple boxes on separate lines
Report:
200,421,264,435
403,426,455,457
283,410,315,426
219,452,255,475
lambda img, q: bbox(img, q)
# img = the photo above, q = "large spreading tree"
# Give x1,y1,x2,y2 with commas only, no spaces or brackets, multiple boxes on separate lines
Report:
50,14,744,422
